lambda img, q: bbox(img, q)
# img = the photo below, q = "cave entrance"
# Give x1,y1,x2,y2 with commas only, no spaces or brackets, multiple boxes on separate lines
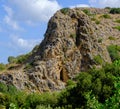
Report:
60,69,68,82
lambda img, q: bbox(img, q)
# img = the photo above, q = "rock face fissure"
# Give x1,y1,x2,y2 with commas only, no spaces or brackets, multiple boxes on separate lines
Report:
0,8,119,92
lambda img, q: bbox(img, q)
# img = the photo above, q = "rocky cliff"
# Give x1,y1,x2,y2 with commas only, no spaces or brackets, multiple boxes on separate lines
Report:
0,8,120,92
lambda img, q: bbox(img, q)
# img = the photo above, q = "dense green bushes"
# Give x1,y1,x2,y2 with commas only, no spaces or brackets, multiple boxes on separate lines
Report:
57,60,120,108
0,60,120,108
110,8,120,14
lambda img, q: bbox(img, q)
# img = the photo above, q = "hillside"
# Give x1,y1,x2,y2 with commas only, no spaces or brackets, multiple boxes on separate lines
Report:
0,8,120,92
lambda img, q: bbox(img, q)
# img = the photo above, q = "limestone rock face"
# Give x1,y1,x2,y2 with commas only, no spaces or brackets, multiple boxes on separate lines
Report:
0,8,119,92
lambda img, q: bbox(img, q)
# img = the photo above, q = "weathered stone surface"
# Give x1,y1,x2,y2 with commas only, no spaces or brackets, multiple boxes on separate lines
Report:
0,8,119,92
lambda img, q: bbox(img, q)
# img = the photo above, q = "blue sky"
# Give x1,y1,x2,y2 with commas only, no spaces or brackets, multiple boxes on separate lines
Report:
0,0,120,63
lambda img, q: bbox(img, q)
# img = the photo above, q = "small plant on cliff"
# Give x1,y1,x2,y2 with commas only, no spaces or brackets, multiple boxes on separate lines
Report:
107,45,120,61
82,9,91,16
95,20,100,24
98,38,102,43
94,55,103,65
115,19,120,23
102,14,111,19
70,34,76,38
108,36,116,40
0,63,6,71
60,8,70,15
113,26,120,31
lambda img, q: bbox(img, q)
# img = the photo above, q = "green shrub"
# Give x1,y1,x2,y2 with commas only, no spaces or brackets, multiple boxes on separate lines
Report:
0,83,8,93
8,56,16,64
98,38,102,43
70,34,76,38
25,92,59,108
24,62,33,70
8,53,31,64
115,19,120,23
107,45,120,61
58,61,120,108
113,26,120,31
105,7,111,9
95,20,100,24
108,36,116,40
110,8,120,14
102,14,111,19
94,55,103,65
60,8,70,15
82,9,91,16
0,63,6,71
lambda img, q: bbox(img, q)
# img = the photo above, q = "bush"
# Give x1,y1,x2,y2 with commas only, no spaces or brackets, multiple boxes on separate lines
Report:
108,36,116,40
113,26,120,31
110,8,120,14
58,60,120,108
98,38,102,43
60,8,70,15
82,9,91,16
102,14,111,19
115,19,120,23
0,63,6,71
94,55,103,65
25,92,59,108
95,20,100,24
8,56,16,64
8,53,31,64
107,45,120,61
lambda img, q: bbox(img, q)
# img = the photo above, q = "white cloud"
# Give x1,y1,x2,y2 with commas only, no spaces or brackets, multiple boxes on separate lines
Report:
3,6,21,30
71,4,90,8
89,0,120,8
10,35,41,50
4,15,21,30
8,0,61,23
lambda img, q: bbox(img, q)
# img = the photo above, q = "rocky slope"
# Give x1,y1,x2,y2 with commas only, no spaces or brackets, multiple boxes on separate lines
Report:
0,8,120,92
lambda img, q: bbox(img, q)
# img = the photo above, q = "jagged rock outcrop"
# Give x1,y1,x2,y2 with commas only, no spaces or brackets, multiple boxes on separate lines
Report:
0,8,120,92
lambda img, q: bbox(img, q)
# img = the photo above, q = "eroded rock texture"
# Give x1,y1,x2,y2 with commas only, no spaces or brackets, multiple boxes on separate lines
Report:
1,8,119,92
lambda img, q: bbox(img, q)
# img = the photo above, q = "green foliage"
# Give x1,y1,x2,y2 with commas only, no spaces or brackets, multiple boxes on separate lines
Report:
82,9,91,16
66,80,76,89
25,92,59,108
98,38,102,43
105,7,111,9
0,83,8,93
24,62,33,70
8,56,16,64
95,20,100,24
70,34,76,38
60,8,70,15
94,55,103,65
107,45,120,61
113,26,120,31
115,19,120,23
8,53,31,64
102,14,111,19
0,61,120,109
110,8,120,14
0,63,6,71
9,103,17,109
108,36,116,40
57,61,120,108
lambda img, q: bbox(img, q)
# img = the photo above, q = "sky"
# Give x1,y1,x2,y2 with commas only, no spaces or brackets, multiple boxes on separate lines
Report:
0,0,120,63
